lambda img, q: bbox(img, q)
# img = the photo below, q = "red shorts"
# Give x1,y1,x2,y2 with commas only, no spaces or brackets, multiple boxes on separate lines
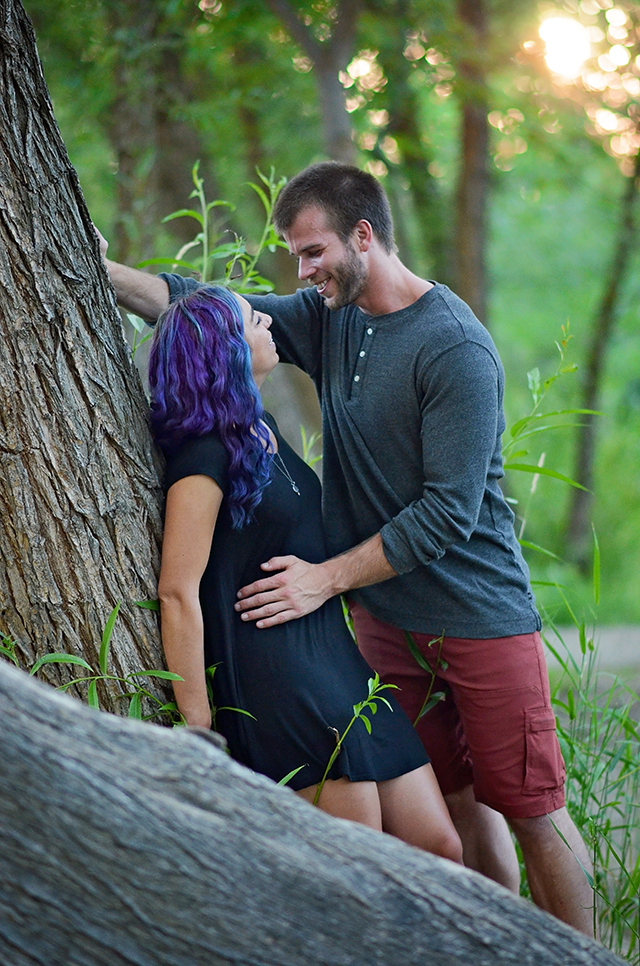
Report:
350,602,565,819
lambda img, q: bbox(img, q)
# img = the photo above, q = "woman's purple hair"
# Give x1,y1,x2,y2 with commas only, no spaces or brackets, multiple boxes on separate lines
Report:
148,285,272,528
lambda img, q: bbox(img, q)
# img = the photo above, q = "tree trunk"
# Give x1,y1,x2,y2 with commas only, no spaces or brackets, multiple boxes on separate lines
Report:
454,0,489,324
565,151,640,568
0,0,164,706
103,0,163,264
264,0,362,163
0,661,621,966
374,1,453,282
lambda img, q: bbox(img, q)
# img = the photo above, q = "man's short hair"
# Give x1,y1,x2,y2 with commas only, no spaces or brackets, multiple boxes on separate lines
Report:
273,161,396,254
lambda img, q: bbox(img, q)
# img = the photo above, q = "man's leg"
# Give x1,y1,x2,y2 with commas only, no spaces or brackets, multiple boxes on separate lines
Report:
350,602,521,889
445,784,520,892
509,807,594,936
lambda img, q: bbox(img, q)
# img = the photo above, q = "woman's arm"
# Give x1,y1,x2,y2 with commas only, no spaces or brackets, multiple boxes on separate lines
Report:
158,474,224,727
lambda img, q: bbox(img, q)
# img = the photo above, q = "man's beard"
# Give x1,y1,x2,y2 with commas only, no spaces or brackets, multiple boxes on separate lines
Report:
322,242,367,310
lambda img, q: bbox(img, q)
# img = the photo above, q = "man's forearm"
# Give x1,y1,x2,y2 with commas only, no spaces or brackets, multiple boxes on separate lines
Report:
234,532,397,628
105,259,170,321
320,532,397,597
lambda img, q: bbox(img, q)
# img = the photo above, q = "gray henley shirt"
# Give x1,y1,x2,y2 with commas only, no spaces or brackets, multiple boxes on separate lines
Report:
160,273,541,639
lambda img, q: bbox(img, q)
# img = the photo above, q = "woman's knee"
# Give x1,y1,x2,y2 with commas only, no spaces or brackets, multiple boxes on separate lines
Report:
428,825,464,864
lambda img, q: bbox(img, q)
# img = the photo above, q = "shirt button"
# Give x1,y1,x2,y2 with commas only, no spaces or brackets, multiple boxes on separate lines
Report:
367,327,373,335
359,350,366,357
354,375,360,382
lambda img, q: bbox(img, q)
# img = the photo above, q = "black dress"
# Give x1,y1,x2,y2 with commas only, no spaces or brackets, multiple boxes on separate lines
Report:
164,414,428,790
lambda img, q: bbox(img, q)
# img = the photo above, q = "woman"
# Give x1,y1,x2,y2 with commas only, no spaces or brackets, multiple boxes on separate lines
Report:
149,284,461,861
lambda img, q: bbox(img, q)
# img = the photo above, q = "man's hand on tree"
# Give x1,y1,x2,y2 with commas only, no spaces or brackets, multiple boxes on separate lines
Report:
234,556,333,628
93,224,109,259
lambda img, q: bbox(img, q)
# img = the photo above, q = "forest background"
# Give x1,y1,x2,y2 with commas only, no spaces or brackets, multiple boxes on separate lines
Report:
24,0,640,629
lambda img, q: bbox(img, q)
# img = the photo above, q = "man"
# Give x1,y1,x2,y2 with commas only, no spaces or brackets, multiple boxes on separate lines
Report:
101,162,593,934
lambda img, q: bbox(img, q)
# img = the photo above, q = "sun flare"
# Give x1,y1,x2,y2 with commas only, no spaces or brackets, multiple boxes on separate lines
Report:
539,17,592,78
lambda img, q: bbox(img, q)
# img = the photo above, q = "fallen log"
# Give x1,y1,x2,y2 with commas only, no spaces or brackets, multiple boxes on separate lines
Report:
0,662,621,966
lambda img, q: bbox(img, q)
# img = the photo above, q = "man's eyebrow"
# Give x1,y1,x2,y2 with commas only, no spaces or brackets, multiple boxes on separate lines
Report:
295,242,323,255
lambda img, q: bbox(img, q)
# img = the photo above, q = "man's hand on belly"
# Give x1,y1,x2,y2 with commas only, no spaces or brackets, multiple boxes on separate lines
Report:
234,556,333,628
234,533,397,628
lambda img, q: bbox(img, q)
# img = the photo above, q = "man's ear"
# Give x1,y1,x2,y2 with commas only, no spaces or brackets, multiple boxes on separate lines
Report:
353,219,373,252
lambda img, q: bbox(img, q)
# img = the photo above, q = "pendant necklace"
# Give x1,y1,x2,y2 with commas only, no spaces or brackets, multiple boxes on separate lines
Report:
273,451,301,496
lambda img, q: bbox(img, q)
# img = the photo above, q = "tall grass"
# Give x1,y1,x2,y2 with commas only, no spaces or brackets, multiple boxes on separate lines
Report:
545,613,640,962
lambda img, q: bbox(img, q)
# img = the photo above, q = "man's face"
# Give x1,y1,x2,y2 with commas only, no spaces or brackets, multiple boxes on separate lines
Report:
284,206,367,310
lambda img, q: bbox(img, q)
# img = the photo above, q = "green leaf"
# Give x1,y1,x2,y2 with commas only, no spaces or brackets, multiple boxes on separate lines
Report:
128,692,142,719
504,448,529,461
359,714,372,734
414,690,447,723
592,525,600,606
87,679,99,709
404,630,433,673
277,765,308,786
0,644,19,666
527,367,541,402
127,313,146,334
247,180,270,214
218,706,257,721
162,208,205,226
99,602,121,676
567,688,576,721
134,599,160,612
128,669,184,681
519,540,562,561
375,696,394,712
30,652,93,676
205,199,235,211
504,463,588,490
509,409,601,440
135,257,200,270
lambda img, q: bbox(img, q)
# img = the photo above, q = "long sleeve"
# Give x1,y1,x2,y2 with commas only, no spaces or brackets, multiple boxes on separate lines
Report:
380,341,501,575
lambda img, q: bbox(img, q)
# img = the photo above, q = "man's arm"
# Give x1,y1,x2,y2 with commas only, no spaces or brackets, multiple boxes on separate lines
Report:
234,532,396,628
94,226,170,321
236,340,502,627
105,259,170,321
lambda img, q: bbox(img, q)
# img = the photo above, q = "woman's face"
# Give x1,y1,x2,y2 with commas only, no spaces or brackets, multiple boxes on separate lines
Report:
237,296,279,387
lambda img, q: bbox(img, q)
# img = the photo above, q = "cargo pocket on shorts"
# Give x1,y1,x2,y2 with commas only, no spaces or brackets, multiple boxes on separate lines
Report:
523,707,564,793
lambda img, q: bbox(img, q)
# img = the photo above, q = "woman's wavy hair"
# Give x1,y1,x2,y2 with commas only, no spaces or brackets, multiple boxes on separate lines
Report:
148,285,272,528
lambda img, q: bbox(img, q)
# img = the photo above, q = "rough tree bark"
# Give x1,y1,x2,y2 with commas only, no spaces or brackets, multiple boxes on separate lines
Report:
264,0,363,164
453,0,490,324
0,0,164,703
0,661,621,966
565,151,640,567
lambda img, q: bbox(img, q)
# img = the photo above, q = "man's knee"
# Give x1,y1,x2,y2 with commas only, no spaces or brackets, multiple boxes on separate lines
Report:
508,807,570,847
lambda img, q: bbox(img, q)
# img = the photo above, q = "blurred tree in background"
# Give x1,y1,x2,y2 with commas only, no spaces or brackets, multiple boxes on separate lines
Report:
23,0,640,626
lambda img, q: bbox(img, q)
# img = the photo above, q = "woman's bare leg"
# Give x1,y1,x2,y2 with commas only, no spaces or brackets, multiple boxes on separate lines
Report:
297,777,383,830
377,764,463,863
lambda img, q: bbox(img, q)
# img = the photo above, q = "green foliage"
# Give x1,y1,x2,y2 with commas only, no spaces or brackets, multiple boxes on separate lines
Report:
300,425,322,467
403,630,447,724
137,161,286,293
544,606,640,959
0,632,19,667
312,672,399,806
127,313,153,359
4,602,184,722
205,662,256,733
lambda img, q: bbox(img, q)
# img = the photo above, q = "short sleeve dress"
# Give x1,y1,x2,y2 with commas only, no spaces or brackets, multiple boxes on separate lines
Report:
164,414,428,790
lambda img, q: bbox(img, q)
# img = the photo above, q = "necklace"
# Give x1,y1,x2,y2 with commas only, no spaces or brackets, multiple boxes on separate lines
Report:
273,451,301,496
